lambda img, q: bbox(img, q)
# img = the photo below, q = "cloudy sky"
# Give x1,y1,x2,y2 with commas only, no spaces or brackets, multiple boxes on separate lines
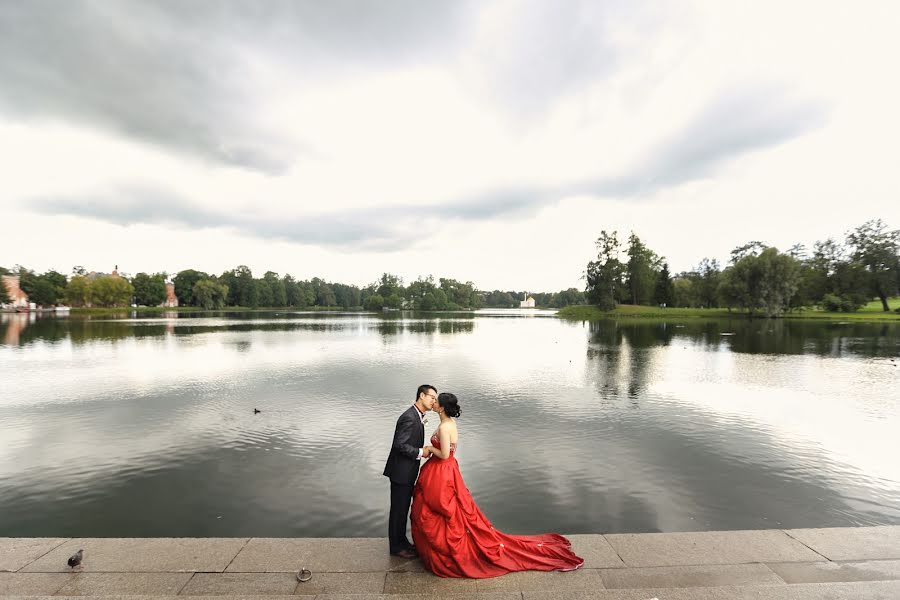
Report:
1,0,898,291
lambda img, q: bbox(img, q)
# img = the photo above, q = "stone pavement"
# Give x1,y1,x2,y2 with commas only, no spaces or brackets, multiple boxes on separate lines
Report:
1,527,900,599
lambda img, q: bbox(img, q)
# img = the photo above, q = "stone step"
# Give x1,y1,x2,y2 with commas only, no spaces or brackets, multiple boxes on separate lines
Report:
5,560,900,596
1,582,900,599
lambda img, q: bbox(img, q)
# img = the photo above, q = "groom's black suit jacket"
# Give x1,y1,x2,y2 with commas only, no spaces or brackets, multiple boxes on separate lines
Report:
383,405,425,485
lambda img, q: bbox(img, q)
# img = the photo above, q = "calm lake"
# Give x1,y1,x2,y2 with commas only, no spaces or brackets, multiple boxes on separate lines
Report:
1,310,899,538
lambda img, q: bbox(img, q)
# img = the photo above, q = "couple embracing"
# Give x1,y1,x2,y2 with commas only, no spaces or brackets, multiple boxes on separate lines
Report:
383,384,584,578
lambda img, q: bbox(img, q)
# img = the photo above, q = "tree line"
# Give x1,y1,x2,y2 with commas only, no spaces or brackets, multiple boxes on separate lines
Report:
1,265,585,310
586,219,900,316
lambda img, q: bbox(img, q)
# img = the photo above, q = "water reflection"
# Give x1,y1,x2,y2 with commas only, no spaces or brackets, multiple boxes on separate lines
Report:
0,311,477,347
0,312,898,537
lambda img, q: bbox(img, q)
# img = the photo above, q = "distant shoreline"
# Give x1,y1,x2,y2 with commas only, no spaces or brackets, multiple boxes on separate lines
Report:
557,303,900,322
9,303,898,323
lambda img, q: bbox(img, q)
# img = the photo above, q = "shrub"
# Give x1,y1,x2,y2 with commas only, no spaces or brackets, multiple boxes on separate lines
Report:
821,294,858,312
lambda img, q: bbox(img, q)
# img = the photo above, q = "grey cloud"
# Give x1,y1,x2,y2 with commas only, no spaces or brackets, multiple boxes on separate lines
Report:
472,1,665,119
0,0,471,173
28,86,827,249
30,182,551,251
31,184,404,250
590,86,830,196
430,86,829,219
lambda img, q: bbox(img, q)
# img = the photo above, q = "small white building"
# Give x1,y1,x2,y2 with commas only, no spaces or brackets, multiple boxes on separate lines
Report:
519,293,535,308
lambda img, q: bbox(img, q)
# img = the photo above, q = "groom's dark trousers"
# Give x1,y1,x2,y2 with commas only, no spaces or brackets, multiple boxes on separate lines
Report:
383,405,424,554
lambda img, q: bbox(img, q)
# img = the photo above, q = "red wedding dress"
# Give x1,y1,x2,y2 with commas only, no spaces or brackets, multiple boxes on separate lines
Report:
410,431,584,578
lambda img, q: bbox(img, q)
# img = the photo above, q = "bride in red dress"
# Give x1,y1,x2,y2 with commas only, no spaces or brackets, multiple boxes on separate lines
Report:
410,392,584,578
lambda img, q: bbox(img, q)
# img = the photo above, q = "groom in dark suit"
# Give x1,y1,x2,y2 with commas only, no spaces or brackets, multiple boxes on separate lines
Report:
383,384,437,558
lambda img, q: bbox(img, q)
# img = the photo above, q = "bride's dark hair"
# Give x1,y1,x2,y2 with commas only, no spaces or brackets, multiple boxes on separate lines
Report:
437,392,461,418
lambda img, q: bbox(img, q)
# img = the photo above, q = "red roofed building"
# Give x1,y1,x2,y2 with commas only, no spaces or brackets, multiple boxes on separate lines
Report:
1,275,30,310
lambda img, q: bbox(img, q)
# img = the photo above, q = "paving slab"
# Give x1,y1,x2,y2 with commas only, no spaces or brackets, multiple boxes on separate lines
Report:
599,563,783,589
53,572,193,595
400,595,524,600
475,568,605,592
226,539,401,573
0,540,69,572
318,594,522,600
1,597,296,600
524,579,900,599
604,529,826,567
0,573,72,595
178,573,299,595
6,588,900,600
785,526,900,561
292,572,387,596
767,558,900,584
383,572,480,594
386,558,426,573
19,539,249,573
565,535,626,568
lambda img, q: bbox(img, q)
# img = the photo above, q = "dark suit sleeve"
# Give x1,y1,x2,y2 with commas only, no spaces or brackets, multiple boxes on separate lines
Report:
392,412,421,460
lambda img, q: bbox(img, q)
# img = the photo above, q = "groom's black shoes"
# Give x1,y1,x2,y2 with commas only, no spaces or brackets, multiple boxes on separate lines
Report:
391,549,416,559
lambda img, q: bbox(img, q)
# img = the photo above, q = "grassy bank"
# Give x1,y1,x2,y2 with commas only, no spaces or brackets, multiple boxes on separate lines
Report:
557,298,900,322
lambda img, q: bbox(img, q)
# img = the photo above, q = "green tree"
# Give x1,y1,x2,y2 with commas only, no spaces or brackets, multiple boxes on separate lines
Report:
0,276,10,304
654,262,675,307
192,278,228,309
65,275,91,307
17,268,37,301
223,266,256,307
801,239,865,308
132,273,167,306
439,278,477,309
282,275,299,307
550,288,585,308
255,275,274,307
284,276,313,308
259,272,287,307
585,230,624,310
718,247,800,317
332,283,361,309
696,258,721,308
311,277,337,307
90,276,134,307
173,269,209,306
44,271,68,301
377,273,403,300
296,280,315,308
365,294,384,311
432,288,449,310
672,277,696,308
625,232,659,305
483,290,515,307
219,269,239,306
18,268,62,306
406,276,436,309
31,278,60,306
847,219,900,311
729,241,767,264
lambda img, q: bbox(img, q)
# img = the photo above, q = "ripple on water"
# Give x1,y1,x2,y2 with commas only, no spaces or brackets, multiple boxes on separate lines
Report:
2,314,899,536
